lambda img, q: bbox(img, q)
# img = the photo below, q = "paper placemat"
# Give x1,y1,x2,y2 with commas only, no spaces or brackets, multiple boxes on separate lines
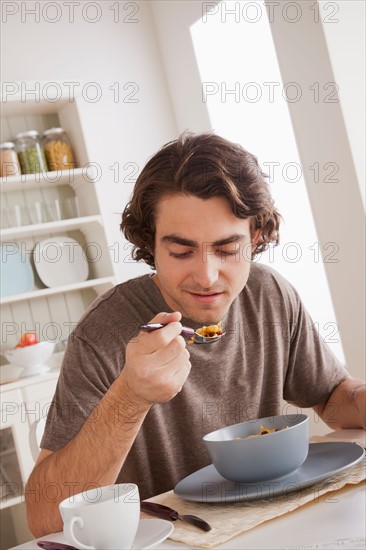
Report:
144,438,365,548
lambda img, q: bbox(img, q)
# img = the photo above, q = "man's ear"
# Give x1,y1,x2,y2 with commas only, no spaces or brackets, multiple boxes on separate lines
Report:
252,228,261,247
250,229,261,257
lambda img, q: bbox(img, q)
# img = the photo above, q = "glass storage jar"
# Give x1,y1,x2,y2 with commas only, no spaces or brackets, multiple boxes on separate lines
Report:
0,142,21,177
15,131,48,174
43,128,75,171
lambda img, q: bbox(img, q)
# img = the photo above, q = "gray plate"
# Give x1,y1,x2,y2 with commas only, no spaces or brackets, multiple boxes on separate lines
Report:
174,442,365,502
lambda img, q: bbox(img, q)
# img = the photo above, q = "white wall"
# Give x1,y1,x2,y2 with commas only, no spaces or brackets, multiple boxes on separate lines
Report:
151,0,365,209
150,1,211,132
322,0,365,207
265,0,365,377
1,0,178,282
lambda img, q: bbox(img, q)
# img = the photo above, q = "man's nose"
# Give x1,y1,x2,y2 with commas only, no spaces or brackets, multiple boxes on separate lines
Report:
192,255,219,289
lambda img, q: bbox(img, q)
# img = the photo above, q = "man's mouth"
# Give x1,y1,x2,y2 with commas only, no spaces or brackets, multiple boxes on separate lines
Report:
186,291,223,304
191,292,220,296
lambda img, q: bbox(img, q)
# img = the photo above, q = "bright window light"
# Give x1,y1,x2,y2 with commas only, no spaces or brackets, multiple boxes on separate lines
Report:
191,0,344,363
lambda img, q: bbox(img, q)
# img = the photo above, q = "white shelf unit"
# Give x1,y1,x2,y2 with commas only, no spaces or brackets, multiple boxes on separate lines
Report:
0,370,60,511
0,96,117,352
0,94,117,528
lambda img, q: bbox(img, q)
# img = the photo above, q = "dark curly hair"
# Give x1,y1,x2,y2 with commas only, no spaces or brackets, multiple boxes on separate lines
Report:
121,132,281,268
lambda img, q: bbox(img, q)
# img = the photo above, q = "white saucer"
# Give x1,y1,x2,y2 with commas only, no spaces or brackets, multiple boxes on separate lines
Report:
37,519,174,550
133,519,174,549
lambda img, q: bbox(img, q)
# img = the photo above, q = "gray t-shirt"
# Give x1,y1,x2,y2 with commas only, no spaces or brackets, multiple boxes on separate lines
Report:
42,263,347,499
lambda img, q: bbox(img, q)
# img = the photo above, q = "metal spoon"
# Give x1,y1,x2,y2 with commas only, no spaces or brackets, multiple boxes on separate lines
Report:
139,323,225,344
141,501,211,531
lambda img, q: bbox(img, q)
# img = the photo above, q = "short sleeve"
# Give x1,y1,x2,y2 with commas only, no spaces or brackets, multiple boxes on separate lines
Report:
40,333,124,451
39,276,162,452
283,289,349,407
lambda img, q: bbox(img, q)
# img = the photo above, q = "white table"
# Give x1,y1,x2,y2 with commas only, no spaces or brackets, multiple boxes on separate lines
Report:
11,430,366,550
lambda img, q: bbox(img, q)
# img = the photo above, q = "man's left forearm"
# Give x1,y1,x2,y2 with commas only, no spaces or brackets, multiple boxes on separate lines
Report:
314,377,366,430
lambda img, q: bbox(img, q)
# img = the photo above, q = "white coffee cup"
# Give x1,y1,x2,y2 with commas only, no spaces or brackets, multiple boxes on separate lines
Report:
59,483,140,550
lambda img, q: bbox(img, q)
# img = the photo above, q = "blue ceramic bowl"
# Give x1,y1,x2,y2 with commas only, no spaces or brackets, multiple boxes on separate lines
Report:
203,414,309,482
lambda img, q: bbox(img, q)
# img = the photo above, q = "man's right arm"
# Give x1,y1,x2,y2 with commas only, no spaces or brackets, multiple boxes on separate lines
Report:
26,312,191,538
26,375,151,537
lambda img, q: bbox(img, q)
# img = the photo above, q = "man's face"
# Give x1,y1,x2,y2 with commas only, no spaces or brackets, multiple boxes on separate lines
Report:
153,194,256,323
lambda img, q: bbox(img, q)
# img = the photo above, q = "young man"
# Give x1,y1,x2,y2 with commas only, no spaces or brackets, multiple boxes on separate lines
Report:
26,132,365,537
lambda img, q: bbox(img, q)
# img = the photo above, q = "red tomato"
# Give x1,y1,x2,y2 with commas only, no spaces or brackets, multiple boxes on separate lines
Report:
16,332,39,348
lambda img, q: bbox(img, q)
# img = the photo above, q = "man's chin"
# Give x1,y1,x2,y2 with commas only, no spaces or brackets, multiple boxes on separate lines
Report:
184,307,226,325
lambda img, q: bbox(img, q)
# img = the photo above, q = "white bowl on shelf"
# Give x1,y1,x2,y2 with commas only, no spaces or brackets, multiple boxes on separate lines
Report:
3,341,56,376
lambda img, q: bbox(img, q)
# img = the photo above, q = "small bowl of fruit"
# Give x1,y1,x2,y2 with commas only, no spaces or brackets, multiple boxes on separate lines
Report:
3,332,55,377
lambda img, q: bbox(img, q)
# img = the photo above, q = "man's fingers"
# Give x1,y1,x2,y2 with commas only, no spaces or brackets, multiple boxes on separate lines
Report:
149,311,182,325
137,312,183,353
150,336,189,368
123,310,191,404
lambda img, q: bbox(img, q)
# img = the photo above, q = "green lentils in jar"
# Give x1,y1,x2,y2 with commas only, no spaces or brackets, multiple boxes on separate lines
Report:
15,131,48,174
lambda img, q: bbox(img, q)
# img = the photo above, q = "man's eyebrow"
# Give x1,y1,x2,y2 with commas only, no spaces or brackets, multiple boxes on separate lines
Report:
213,234,246,246
161,234,246,247
161,235,197,247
